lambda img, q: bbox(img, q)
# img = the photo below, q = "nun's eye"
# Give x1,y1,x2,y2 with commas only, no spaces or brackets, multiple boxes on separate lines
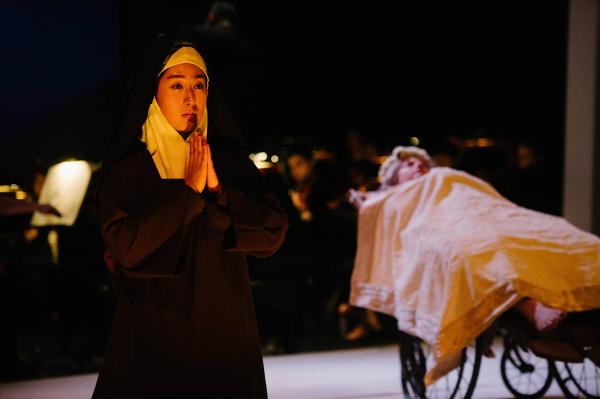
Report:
171,83,183,89
194,83,205,90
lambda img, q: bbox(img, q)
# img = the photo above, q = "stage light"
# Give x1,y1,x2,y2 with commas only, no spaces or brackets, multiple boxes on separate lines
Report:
255,152,268,162
0,184,20,193
253,161,274,169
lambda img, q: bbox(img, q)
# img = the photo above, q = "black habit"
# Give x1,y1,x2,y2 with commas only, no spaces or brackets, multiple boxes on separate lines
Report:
92,36,288,399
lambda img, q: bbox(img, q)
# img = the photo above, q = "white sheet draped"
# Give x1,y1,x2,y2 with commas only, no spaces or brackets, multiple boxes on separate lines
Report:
350,167,600,383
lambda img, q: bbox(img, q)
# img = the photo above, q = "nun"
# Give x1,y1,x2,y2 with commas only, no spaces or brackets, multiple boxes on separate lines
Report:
92,35,288,399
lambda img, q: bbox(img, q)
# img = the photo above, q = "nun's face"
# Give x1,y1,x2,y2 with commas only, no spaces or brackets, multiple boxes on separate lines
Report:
156,63,207,134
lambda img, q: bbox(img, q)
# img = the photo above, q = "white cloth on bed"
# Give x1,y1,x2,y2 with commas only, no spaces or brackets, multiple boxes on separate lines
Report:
349,167,600,384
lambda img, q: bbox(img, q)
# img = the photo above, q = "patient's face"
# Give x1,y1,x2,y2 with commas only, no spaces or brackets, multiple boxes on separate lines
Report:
396,156,430,185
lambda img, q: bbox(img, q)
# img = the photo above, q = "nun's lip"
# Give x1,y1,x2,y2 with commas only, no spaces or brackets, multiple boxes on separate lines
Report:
182,113,197,119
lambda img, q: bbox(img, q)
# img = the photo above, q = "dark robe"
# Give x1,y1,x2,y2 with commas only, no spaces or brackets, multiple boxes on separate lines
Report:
92,136,288,399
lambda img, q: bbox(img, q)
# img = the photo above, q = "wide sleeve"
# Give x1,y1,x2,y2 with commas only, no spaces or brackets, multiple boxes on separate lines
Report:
206,135,288,257
99,166,206,278
222,182,288,257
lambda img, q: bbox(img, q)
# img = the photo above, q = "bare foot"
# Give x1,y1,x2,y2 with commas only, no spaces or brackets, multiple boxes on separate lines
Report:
516,298,567,332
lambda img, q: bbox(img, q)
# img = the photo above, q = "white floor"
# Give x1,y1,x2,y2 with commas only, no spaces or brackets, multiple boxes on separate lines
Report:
0,341,567,399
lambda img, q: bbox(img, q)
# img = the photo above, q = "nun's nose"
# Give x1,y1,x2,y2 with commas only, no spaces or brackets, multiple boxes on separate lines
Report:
184,87,196,105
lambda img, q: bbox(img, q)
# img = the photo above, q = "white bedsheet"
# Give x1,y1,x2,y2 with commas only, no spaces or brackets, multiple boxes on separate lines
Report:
350,167,600,383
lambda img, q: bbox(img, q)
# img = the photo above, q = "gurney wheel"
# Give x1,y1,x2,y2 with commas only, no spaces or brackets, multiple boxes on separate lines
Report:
552,358,600,399
500,336,553,399
398,332,482,399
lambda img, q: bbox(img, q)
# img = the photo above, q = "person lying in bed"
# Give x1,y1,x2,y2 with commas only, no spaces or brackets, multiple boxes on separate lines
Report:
348,145,567,333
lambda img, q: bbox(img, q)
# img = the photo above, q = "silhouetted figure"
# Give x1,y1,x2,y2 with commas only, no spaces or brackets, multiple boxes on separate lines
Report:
506,141,559,215
339,129,380,191
0,189,60,381
283,146,357,337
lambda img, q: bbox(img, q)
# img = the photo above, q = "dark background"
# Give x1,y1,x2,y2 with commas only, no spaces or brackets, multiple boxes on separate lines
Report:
1,0,568,192
0,0,570,380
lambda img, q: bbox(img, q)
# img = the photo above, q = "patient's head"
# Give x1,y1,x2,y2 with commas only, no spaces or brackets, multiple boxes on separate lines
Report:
378,146,434,188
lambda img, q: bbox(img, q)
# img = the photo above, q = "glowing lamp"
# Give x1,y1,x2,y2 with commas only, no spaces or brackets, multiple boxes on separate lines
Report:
31,160,92,227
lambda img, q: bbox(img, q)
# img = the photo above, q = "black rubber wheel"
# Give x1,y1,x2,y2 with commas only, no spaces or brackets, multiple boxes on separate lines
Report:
552,358,600,399
500,337,553,398
399,332,482,398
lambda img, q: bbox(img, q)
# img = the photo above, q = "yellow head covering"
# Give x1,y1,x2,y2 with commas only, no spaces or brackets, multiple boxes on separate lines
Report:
141,46,209,179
